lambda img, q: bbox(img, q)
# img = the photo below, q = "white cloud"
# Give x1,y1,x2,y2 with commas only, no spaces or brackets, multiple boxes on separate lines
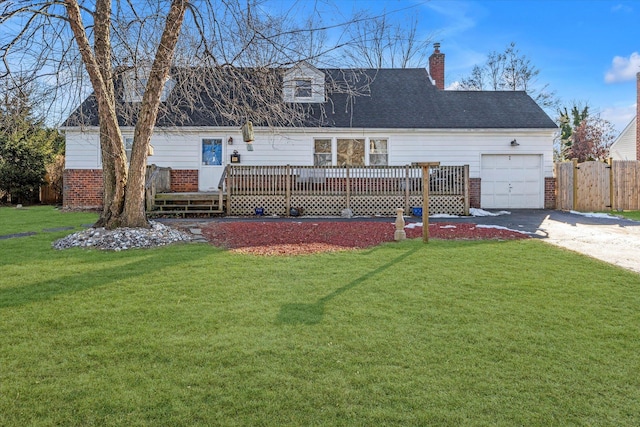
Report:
600,104,637,133
611,3,633,13
446,81,463,90
605,52,640,83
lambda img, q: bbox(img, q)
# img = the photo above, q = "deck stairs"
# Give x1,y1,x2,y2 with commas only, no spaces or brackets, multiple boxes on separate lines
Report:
147,192,226,217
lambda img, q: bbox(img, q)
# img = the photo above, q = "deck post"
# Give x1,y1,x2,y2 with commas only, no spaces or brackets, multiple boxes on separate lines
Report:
345,166,351,210
463,164,470,216
286,164,292,216
404,164,411,213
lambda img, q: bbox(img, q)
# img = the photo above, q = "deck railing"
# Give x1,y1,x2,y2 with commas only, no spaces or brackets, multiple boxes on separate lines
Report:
226,164,469,216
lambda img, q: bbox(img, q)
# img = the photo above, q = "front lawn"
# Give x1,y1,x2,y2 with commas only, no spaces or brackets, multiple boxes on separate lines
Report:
1,207,639,426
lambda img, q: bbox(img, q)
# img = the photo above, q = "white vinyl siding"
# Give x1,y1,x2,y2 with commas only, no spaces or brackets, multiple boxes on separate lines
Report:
64,131,101,169
65,128,555,182
609,118,637,160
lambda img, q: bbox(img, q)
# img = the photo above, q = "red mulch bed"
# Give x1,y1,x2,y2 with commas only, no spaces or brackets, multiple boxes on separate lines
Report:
200,221,529,255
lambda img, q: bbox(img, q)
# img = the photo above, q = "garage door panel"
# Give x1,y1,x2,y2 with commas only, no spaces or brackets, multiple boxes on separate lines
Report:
481,154,542,209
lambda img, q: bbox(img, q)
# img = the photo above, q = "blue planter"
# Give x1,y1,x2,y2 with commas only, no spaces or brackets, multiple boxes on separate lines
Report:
411,207,423,217
255,208,264,216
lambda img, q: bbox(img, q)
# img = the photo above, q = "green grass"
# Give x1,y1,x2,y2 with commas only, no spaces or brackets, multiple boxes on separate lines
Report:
1,207,640,426
610,210,640,221
0,205,98,235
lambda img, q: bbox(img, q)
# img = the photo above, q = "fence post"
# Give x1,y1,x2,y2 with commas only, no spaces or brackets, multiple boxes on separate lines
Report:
608,157,614,211
572,158,579,211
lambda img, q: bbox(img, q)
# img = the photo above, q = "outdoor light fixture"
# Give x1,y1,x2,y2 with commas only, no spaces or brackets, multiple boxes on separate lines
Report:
510,139,519,146
227,137,233,145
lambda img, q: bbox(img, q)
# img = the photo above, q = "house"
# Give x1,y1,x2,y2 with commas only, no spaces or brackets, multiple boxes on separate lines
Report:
609,73,640,161
62,45,558,211
610,117,637,160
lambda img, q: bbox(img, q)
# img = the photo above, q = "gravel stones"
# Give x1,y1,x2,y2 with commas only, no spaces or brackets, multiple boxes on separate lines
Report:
52,221,193,251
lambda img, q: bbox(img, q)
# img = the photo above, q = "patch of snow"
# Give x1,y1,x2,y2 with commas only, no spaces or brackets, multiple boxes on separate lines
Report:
469,208,511,217
430,214,459,218
439,225,457,229
404,222,422,229
476,224,532,235
569,210,619,219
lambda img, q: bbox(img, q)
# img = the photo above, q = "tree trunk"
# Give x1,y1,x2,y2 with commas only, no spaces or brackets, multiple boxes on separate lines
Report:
64,0,127,229
123,0,188,228
65,0,188,229
94,0,128,228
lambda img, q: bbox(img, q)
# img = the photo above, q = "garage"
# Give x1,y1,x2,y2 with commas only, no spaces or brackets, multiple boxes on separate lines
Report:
481,154,543,209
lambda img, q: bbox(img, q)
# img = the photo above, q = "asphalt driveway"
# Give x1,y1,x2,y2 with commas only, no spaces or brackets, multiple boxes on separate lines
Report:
441,209,640,274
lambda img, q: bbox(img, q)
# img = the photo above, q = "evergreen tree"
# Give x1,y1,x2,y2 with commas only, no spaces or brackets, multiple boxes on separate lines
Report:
0,80,62,204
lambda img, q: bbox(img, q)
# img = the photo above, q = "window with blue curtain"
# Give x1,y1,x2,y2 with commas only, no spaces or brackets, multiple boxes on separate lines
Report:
202,139,222,165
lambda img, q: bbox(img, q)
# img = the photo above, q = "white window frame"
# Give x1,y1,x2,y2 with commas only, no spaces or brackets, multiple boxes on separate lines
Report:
294,79,313,99
283,63,326,103
124,137,134,161
313,137,389,166
368,138,388,166
123,68,174,103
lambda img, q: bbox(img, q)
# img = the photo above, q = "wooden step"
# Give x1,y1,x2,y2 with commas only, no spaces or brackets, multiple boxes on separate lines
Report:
147,192,226,217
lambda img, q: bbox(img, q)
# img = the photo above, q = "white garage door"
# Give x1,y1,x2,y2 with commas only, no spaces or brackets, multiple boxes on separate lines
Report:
481,154,543,209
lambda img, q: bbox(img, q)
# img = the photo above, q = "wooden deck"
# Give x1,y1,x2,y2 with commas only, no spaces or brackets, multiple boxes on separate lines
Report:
144,164,469,217
148,192,226,217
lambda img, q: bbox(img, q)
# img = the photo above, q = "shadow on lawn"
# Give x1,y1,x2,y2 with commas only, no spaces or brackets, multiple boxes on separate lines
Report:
277,246,419,325
0,247,208,309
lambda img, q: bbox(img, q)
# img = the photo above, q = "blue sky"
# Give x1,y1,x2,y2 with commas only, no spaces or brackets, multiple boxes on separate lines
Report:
311,0,639,134
6,0,636,133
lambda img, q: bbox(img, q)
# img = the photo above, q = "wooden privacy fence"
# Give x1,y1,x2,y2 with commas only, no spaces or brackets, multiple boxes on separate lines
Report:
555,159,640,211
226,164,469,216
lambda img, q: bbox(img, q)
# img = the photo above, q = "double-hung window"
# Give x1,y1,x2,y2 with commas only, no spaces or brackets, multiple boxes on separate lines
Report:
294,79,313,98
124,137,134,161
313,139,332,166
369,139,388,165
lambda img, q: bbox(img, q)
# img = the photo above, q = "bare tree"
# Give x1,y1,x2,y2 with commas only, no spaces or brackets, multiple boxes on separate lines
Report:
457,42,558,110
1,0,382,229
341,14,433,69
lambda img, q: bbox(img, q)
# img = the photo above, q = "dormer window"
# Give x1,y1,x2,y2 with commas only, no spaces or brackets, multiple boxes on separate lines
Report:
283,62,325,103
295,79,312,98
123,68,174,103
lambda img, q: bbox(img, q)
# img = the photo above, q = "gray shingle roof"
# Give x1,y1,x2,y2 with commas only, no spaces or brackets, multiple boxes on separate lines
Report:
64,67,557,129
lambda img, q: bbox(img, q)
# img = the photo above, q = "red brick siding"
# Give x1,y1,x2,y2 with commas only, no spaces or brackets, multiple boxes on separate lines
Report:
469,178,481,208
63,169,103,209
170,169,199,192
545,177,556,209
63,168,199,208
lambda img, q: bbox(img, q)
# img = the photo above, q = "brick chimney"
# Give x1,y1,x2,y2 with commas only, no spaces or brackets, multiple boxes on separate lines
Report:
429,43,445,90
636,72,640,161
